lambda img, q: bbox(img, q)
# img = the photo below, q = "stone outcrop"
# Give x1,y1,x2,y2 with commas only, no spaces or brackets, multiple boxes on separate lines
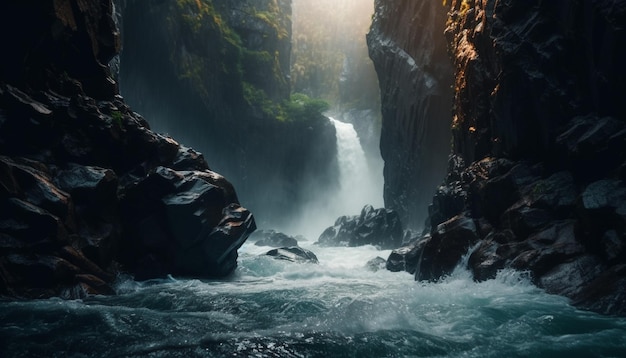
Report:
367,0,454,229
0,0,255,298
116,0,339,227
265,246,319,264
318,205,403,250
374,0,626,316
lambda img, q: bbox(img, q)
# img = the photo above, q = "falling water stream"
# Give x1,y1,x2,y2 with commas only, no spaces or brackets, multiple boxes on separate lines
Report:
1,118,625,357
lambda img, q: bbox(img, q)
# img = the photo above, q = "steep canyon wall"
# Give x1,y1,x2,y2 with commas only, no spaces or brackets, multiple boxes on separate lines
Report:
367,0,454,230
372,0,626,315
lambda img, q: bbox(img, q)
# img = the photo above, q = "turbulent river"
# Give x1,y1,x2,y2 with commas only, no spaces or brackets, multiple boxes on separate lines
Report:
1,241,626,357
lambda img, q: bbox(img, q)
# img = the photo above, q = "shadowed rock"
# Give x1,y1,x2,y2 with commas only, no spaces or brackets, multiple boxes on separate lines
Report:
318,205,403,249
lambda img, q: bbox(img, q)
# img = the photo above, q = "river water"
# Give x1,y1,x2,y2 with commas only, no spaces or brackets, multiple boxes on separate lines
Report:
1,241,625,357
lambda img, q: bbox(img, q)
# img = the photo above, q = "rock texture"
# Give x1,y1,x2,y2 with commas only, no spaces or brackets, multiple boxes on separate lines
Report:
367,0,454,229
376,0,626,316
265,246,319,264
318,205,403,249
116,0,339,227
0,0,255,298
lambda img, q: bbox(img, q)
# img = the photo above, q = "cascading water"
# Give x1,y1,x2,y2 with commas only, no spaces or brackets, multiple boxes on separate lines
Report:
283,116,384,239
330,117,383,215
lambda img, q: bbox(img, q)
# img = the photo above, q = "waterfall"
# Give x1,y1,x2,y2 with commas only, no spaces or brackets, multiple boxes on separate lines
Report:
279,116,383,239
329,117,382,215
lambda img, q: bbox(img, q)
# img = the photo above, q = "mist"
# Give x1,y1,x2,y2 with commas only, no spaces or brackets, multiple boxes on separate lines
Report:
280,0,385,239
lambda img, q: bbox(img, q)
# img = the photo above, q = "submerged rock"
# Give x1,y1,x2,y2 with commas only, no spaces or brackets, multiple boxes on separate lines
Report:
318,205,403,249
265,246,319,264
365,256,387,272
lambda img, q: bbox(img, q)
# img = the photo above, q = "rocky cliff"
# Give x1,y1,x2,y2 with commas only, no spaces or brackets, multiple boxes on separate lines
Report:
374,0,626,315
116,0,339,228
367,0,454,229
0,0,255,298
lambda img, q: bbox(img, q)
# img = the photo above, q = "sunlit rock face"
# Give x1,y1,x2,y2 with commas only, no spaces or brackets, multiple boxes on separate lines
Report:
367,0,454,230
381,0,626,316
0,0,255,298
116,0,339,227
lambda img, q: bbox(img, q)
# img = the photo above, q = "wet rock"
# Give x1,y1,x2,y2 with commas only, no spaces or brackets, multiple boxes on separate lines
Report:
0,198,68,246
386,238,424,274
318,205,403,249
416,213,480,281
54,163,120,267
252,230,298,248
365,256,387,272
539,255,606,301
120,167,254,279
510,221,586,277
429,182,466,229
571,264,626,317
265,246,319,264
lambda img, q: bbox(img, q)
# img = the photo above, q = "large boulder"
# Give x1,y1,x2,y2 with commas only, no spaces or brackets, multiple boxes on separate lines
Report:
318,205,403,249
119,167,255,280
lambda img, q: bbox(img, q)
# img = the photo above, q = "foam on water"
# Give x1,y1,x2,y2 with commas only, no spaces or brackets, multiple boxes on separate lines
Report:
1,242,625,357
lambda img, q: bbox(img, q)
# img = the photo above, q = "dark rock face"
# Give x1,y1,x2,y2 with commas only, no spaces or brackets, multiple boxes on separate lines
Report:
371,0,626,315
251,230,299,248
265,247,319,264
0,1,255,298
318,205,403,250
0,0,119,99
116,0,339,228
367,0,454,229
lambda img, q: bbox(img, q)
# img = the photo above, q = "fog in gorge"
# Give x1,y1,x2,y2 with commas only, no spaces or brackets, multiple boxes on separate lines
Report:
118,0,385,239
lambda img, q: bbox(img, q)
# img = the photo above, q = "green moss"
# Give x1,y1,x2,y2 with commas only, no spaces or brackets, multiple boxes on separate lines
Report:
243,82,286,121
111,110,123,129
283,93,330,122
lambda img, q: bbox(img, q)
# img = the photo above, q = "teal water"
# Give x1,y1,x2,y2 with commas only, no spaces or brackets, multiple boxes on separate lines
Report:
1,242,625,357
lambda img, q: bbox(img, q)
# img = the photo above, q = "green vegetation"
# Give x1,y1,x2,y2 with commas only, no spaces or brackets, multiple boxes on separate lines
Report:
168,0,329,124
111,110,123,129
284,93,330,121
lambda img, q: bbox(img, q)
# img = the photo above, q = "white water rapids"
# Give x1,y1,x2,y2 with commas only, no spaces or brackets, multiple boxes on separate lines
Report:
2,242,625,357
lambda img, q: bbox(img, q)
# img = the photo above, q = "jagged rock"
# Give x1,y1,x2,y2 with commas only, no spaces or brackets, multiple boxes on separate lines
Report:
386,238,424,274
416,213,479,281
175,204,255,277
265,246,319,264
318,205,403,249
0,197,68,247
370,0,626,316
119,167,254,279
0,0,256,299
54,163,120,267
365,256,387,272
252,230,298,248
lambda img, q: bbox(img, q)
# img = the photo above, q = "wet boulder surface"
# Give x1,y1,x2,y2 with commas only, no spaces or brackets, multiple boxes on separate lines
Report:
318,205,403,250
0,1,255,299
265,246,319,264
